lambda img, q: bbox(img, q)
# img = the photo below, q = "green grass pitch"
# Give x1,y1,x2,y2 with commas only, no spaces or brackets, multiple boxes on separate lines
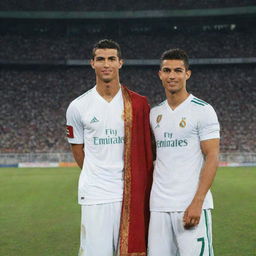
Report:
0,167,255,256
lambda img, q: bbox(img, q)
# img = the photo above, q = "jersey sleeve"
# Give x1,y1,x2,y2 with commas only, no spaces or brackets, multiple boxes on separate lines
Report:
66,102,84,144
150,107,158,131
149,109,154,130
198,105,220,141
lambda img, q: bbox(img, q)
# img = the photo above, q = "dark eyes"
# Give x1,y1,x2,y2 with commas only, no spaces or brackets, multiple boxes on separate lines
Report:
163,69,182,73
96,57,117,61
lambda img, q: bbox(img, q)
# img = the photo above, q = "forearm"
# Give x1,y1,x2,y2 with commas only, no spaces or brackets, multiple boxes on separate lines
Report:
183,153,219,228
184,138,219,228
71,144,85,169
192,153,219,204
73,152,84,169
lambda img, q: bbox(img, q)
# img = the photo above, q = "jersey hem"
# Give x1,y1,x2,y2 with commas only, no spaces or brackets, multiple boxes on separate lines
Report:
150,206,214,212
67,139,84,144
78,198,123,205
200,134,220,141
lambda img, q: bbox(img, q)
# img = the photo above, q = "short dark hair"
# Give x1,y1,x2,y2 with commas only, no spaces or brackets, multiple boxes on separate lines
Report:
160,48,189,70
92,39,122,59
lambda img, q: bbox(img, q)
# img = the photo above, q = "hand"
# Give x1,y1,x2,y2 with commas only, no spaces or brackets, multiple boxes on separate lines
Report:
183,201,203,229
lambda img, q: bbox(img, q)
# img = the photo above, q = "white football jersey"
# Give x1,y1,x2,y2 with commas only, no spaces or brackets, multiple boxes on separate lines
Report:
150,94,220,212
66,86,124,205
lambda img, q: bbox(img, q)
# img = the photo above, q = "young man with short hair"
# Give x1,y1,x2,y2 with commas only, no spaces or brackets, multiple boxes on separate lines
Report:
148,49,220,256
66,39,153,256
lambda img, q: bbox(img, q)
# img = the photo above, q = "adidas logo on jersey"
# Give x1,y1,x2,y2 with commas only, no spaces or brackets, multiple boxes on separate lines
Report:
90,117,99,123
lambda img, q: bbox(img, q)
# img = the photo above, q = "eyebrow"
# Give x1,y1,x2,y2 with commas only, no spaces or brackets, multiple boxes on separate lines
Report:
162,67,185,71
95,56,117,60
108,56,117,59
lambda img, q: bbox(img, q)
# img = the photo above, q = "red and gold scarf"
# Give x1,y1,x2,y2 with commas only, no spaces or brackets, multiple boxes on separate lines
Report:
119,86,153,256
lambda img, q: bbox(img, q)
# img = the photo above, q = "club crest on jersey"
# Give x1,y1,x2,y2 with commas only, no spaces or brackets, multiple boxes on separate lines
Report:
155,114,162,128
179,117,186,128
90,116,99,124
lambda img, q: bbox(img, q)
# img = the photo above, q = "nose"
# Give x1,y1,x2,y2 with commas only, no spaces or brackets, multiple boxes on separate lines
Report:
104,60,110,67
168,71,175,79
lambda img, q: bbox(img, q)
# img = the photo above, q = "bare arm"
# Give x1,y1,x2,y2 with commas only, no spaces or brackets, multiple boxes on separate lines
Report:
183,138,219,229
71,144,84,169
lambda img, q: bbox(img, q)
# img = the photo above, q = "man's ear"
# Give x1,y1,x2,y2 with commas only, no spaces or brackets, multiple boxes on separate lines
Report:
158,70,163,81
186,69,192,80
90,59,95,69
119,59,124,69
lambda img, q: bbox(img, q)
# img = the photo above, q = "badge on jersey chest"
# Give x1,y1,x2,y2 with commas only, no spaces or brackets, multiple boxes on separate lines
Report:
155,114,163,128
179,117,186,128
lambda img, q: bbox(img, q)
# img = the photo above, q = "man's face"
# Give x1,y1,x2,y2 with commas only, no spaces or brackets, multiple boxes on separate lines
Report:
90,48,123,83
159,59,191,94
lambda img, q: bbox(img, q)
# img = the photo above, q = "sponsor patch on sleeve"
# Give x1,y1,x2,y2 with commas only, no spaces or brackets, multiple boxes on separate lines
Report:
66,125,74,138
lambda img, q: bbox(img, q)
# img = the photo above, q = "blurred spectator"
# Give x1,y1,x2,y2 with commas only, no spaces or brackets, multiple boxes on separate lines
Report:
0,0,255,11
1,65,255,153
0,31,255,60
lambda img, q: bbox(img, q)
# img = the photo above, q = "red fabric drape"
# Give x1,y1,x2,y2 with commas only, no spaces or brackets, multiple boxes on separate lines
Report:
119,86,153,256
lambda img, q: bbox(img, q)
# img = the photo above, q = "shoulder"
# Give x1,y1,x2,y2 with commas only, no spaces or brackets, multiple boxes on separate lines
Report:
67,87,94,116
189,95,216,114
150,100,166,114
190,96,209,107
68,87,94,108
73,87,95,105
189,95,218,123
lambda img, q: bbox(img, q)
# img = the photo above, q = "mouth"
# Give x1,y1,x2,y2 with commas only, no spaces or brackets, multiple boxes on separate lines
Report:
102,70,112,75
167,81,177,86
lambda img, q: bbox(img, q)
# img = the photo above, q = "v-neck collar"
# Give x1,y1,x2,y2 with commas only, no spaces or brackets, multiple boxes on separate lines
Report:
165,94,193,114
94,85,122,104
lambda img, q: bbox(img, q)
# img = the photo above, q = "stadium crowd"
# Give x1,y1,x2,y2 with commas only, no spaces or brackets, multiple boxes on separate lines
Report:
0,0,255,11
1,1,255,154
1,65,255,153
1,31,255,60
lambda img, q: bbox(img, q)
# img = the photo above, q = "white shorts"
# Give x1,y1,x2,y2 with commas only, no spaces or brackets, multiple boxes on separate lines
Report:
78,201,122,256
148,210,214,256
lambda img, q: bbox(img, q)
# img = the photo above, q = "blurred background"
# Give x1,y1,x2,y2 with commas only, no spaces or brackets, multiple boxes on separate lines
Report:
0,1,255,165
1,2,256,256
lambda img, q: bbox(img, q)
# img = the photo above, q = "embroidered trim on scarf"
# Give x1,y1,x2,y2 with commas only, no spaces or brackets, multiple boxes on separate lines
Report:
119,86,133,255
119,87,147,256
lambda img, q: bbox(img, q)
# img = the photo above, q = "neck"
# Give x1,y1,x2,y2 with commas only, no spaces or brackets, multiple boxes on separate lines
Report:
166,90,190,110
96,79,121,102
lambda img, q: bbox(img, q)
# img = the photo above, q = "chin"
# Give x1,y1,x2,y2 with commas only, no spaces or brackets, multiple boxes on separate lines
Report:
167,88,177,93
102,78,112,83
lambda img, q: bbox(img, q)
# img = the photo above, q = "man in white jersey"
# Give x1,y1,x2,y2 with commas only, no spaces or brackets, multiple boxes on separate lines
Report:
66,39,153,256
148,49,220,256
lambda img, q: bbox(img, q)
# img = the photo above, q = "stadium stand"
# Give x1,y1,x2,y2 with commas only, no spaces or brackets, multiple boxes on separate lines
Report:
0,0,255,11
0,2,255,154
1,65,255,153
0,31,256,60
